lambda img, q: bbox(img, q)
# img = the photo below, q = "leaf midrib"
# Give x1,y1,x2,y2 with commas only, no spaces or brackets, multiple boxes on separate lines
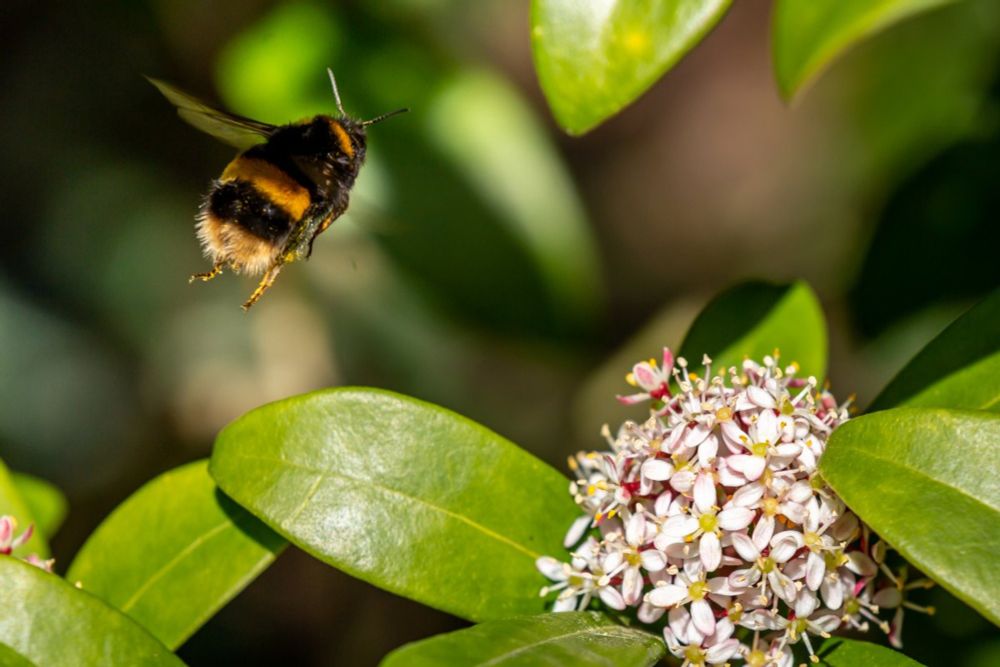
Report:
119,520,231,613
477,625,655,667
225,453,542,560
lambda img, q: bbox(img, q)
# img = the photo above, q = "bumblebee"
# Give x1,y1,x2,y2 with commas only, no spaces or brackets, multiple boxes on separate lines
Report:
148,70,407,310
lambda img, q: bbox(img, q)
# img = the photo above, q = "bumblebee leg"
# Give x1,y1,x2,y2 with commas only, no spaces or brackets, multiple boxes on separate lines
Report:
241,264,283,311
190,262,224,283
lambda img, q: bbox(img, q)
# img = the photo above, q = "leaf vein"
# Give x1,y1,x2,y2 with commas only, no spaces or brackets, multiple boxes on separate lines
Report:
477,626,650,666
231,454,540,560
119,521,231,613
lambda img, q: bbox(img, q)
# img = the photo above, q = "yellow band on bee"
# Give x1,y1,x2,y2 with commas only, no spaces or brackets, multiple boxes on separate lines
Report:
328,119,354,159
221,157,311,220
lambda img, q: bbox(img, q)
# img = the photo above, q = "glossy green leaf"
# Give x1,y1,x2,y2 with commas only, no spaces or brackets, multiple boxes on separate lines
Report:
210,388,580,622
379,612,665,667
0,460,47,559
0,557,184,666
870,289,1000,412
773,0,957,99
11,473,67,540
817,638,924,666
531,0,732,134
66,460,286,650
821,408,1000,625
679,281,827,380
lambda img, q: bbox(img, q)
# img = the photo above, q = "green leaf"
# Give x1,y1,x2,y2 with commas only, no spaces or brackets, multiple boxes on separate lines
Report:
821,408,1000,625
425,70,603,328
66,460,286,650
210,388,580,622
870,289,1000,412
379,612,665,667
11,473,67,540
679,281,827,380
817,638,924,666
0,642,36,667
773,0,957,99
531,0,732,134
0,557,184,666
0,460,47,559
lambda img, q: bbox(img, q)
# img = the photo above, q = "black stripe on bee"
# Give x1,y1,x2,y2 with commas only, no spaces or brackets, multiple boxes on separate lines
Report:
207,179,296,243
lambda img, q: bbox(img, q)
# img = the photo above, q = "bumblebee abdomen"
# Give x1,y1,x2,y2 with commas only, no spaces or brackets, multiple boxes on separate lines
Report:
196,155,315,275
208,180,294,242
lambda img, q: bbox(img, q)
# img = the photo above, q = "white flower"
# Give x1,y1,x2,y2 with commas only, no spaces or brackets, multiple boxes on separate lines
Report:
600,510,666,605
663,608,742,666
539,348,922,664
617,348,674,405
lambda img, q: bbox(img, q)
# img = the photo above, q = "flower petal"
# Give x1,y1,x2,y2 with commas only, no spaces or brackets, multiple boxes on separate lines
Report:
647,583,687,608
731,532,760,561
536,556,566,581
661,514,699,538
717,507,754,531
642,458,674,481
694,473,717,513
700,531,722,572
691,598,716,636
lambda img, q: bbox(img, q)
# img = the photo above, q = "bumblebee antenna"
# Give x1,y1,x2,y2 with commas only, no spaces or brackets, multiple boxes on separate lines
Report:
362,108,409,126
327,67,346,117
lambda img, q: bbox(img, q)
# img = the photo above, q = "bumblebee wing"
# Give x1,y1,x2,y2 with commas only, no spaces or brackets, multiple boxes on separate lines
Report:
147,77,275,150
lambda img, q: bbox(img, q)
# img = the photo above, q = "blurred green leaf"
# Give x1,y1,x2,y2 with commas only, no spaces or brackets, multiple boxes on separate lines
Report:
841,0,1000,181
0,558,184,666
679,281,827,379
210,388,579,622
0,460,47,559
531,0,731,134
216,1,342,121
773,0,957,99
426,70,602,327
0,643,35,667
821,408,1000,625
870,289,1000,412
66,461,285,650
817,638,924,666
379,612,665,667
11,473,66,541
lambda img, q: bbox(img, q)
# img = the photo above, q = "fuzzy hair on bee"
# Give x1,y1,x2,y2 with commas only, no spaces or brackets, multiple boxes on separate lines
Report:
147,70,407,310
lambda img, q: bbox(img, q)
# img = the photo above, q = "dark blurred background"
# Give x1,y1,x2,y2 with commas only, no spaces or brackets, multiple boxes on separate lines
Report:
1,1,998,665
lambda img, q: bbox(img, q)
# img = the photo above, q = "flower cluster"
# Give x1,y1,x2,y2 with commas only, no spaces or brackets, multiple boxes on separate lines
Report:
538,349,931,665
0,515,54,572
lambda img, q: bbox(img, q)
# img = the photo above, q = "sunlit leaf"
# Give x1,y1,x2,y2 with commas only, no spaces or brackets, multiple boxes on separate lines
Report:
772,0,957,99
818,638,924,666
66,461,285,649
679,281,827,380
821,408,1000,625
210,388,579,622
11,473,67,541
379,612,665,667
531,0,732,134
0,459,47,559
0,557,184,666
870,289,1000,412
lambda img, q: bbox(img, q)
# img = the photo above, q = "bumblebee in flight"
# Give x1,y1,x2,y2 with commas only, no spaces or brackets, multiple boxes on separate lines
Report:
148,70,407,310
